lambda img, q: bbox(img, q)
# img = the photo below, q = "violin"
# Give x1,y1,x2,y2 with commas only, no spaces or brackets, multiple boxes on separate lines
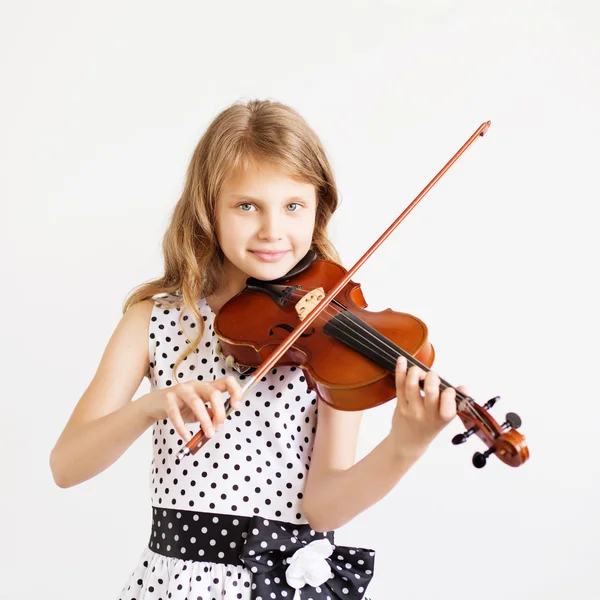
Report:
177,121,529,469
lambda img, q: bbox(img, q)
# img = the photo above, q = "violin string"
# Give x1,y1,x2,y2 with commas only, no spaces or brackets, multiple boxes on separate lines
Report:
274,286,492,436
279,287,447,381
280,287,490,434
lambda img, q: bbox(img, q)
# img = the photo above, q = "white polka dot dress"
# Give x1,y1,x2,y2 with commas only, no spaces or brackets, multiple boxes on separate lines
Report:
118,295,375,600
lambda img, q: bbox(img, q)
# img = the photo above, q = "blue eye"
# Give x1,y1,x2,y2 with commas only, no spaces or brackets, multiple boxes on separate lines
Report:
287,203,300,211
239,203,254,211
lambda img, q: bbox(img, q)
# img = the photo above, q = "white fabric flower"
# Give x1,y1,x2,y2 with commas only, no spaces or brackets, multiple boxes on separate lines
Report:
285,538,334,600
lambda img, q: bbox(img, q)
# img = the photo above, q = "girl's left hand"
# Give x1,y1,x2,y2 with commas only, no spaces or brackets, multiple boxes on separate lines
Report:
389,355,466,458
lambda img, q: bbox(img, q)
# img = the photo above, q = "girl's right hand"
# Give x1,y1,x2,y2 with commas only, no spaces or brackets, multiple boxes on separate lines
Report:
141,376,243,442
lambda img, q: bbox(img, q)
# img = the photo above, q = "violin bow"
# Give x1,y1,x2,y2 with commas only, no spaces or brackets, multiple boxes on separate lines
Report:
178,120,528,469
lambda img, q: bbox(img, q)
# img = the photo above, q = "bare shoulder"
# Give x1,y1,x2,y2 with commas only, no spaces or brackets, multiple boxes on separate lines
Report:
58,299,156,431
308,398,364,478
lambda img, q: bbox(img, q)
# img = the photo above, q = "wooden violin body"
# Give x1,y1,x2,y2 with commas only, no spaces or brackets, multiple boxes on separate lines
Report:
214,250,529,469
215,254,435,411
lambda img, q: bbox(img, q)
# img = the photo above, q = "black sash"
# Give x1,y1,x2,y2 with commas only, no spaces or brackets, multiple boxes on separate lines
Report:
149,507,375,599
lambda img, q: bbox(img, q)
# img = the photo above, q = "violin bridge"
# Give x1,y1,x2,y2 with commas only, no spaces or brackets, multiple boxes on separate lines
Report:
295,287,325,321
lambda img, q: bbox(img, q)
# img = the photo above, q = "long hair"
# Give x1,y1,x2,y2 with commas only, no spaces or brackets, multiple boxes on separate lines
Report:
123,98,341,384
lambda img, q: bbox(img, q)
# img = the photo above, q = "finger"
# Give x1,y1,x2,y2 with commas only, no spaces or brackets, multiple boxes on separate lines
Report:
222,375,243,411
206,386,227,430
202,403,215,420
455,385,469,396
439,386,457,422
422,370,441,414
165,391,193,442
395,356,409,407
453,385,469,410
179,385,215,437
405,364,426,410
202,376,243,411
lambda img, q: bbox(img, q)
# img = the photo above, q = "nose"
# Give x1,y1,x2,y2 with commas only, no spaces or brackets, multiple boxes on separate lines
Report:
257,210,284,242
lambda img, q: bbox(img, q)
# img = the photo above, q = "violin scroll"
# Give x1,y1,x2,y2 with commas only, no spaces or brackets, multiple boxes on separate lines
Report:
453,394,529,468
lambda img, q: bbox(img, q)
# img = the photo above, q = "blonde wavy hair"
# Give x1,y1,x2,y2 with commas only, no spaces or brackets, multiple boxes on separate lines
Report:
123,98,342,384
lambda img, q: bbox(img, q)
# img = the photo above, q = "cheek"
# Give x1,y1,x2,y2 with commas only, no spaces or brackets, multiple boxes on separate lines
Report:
218,216,252,252
295,215,316,243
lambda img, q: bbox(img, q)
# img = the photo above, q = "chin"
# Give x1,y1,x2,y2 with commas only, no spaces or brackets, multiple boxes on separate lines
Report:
245,264,291,281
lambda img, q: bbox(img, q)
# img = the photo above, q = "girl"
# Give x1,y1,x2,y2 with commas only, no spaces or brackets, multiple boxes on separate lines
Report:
50,99,465,600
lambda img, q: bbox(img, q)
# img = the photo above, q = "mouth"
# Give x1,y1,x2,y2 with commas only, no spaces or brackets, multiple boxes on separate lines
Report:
249,250,290,263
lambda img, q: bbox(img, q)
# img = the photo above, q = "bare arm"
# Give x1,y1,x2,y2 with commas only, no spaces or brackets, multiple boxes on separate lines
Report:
49,300,156,488
302,399,423,532
303,402,419,531
302,360,460,532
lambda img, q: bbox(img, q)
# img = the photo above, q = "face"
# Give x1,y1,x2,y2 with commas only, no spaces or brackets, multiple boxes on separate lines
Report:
214,159,317,296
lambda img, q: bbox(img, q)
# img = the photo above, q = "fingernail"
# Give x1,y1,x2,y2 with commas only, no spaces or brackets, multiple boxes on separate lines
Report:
206,426,215,436
216,423,223,432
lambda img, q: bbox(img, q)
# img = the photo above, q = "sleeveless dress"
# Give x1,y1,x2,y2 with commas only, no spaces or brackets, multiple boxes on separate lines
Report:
118,295,375,600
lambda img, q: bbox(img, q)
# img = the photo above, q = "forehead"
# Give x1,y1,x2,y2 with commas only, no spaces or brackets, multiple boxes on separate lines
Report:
221,159,315,198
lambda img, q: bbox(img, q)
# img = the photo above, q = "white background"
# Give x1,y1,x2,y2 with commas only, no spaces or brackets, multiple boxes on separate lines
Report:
2,1,599,598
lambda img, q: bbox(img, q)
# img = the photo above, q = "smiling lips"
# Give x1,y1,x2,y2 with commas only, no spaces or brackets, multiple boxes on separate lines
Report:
249,250,290,262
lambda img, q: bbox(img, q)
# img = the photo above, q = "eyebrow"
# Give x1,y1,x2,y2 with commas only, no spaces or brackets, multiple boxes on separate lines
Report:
229,194,308,203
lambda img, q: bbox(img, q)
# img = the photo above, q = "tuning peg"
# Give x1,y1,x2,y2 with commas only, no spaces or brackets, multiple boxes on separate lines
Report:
452,427,477,445
483,395,500,410
501,412,522,430
472,447,496,468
